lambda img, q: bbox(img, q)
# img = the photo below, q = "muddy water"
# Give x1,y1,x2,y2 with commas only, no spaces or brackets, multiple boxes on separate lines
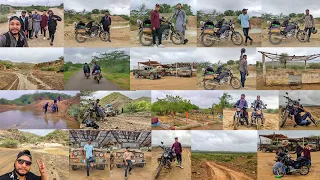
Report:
0,110,79,129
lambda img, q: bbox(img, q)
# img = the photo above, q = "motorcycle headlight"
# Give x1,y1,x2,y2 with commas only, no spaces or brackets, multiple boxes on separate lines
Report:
172,22,175,26
237,108,241,111
74,152,78,156
200,21,204,27
100,153,103,157
257,110,261,115
164,153,168,157
117,153,121,157
298,23,300,27
140,154,143,158
230,70,233,73
288,102,293,106
137,19,142,25
232,24,235,28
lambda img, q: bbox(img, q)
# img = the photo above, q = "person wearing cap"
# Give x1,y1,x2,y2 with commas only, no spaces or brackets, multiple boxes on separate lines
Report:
27,12,33,39
84,139,95,176
233,8,253,46
234,94,249,127
150,4,164,48
290,101,318,127
302,9,315,42
40,10,48,40
100,11,112,42
173,3,188,44
172,137,183,169
19,11,29,36
32,9,41,39
0,150,47,180
47,9,62,46
0,16,29,47
123,146,134,179
239,50,248,89
251,95,265,126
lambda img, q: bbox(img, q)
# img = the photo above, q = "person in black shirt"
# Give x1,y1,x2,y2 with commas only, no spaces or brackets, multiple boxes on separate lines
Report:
0,150,47,180
293,142,303,159
290,101,319,127
100,11,111,42
0,16,28,47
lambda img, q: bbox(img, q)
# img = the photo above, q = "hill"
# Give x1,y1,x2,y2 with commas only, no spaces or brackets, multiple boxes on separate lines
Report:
133,96,151,102
100,92,132,108
33,60,64,72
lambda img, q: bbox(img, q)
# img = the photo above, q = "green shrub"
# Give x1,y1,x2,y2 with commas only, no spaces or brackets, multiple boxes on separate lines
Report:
308,63,320,69
0,139,19,148
68,105,80,118
40,66,56,71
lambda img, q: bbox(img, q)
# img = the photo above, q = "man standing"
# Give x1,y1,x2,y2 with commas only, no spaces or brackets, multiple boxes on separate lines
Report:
294,143,303,159
173,3,188,44
32,9,41,38
40,10,48,40
124,146,134,180
0,16,28,47
151,4,164,48
233,8,253,46
303,143,312,171
27,12,33,39
100,11,112,42
47,9,62,46
84,139,95,177
239,50,248,89
19,11,28,36
43,102,49,114
172,137,183,169
303,9,315,42
0,150,47,180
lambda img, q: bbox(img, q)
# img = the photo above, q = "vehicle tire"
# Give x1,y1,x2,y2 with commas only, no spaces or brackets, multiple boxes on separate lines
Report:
231,32,243,45
280,110,288,128
155,162,163,179
75,32,87,43
262,148,267,153
201,34,215,47
150,73,155,80
273,166,285,177
97,79,100,84
171,32,184,45
296,30,308,43
139,33,153,46
86,76,89,79
233,116,239,130
299,165,309,175
71,165,78,170
116,164,121,168
269,32,282,45
257,118,261,130
203,79,216,90
99,31,110,42
135,73,139,79
230,77,241,89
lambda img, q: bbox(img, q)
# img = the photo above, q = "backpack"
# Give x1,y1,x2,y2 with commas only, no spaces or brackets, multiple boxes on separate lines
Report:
4,32,11,47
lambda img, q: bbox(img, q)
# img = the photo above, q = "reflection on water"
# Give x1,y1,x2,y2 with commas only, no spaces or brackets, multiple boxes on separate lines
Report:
0,110,79,129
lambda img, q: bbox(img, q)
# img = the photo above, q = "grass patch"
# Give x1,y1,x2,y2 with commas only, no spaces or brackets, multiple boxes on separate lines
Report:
40,66,56,71
102,72,130,90
0,139,19,148
68,104,80,119
192,152,255,162
64,67,80,82
0,15,7,23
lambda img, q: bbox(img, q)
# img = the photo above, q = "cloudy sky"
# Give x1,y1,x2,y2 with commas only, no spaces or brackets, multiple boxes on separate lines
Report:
226,90,279,109
262,0,320,17
64,48,129,64
65,0,130,15
192,130,257,152
0,48,63,63
198,48,256,65
131,0,196,15
0,90,79,100
130,48,197,70
279,90,320,106
20,129,56,136
0,0,63,6
152,130,191,146
197,0,261,17
257,48,320,62
259,130,320,144
152,90,222,108
87,90,151,100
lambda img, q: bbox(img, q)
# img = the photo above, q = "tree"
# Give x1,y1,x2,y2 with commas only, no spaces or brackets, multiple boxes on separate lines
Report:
224,10,235,16
289,13,296,18
227,60,235,65
235,10,242,16
159,4,173,13
279,53,289,69
92,9,100,14
261,13,273,20
181,4,193,15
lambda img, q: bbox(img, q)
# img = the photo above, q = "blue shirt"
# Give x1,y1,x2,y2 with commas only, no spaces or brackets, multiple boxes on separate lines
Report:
84,144,94,159
238,14,250,28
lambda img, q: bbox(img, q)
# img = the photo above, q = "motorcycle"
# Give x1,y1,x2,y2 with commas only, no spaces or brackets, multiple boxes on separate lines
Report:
279,92,300,128
85,72,90,79
74,21,110,43
93,70,102,84
233,106,247,130
268,18,307,45
200,19,243,47
81,102,104,129
202,65,241,90
250,103,267,130
273,152,310,177
155,142,176,179
137,16,184,46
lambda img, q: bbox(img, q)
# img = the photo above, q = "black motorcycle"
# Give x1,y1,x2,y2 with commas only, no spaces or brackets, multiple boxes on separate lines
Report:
280,92,300,128
81,101,105,129
273,152,310,177
251,103,267,130
155,142,176,179
74,21,109,43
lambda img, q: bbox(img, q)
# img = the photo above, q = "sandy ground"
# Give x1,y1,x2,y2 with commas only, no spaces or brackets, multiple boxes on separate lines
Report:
0,104,22,113
152,147,191,180
223,109,279,130
81,114,151,131
0,8,64,47
130,28,197,47
258,151,320,180
64,22,130,47
205,162,254,180
0,147,69,180
64,70,121,90
280,107,320,130
69,158,109,180
197,28,262,47
130,73,197,90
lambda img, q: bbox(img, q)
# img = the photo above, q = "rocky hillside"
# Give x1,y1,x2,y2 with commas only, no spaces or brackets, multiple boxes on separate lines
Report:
100,92,150,109
33,59,64,72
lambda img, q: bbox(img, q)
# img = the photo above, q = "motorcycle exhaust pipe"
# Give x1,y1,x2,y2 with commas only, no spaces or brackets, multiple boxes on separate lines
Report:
142,35,153,40
78,35,90,39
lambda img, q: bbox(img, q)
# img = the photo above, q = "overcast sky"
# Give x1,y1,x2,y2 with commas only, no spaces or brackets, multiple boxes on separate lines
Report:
152,90,222,108
262,0,320,17
0,0,63,6
197,0,261,17
152,130,191,146
20,129,55,136
0,90,79,100
64,48,129,64
257,48,320,62
0,48,63,63
131,0,196,15
198,48,256,65
65,0,130,15
279,90,320,106
86,90,151,100
192,130,257,152
130,48,197,70
226,90,279,109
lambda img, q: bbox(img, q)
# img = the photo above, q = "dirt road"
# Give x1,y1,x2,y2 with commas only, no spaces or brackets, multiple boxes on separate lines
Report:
223,109,279,130
69,165,109,180
64,70,120,90
206,162,254,180
258,151,320,180
0,147,69,180
130,73,197,90
152,148,191,180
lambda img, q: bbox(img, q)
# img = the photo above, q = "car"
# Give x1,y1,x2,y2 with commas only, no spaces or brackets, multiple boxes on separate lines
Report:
177,66,192,77
112,143,146,168
133,66,161,80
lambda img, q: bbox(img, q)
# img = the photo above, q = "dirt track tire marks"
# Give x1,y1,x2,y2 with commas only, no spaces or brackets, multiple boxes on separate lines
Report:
206,162,254,180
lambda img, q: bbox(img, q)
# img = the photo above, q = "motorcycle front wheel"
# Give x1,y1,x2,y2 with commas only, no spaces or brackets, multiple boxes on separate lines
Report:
233,116,239,130
230,77,241,89
203,79,216,90
75,32,87,43
171,32,184,45
296,30,308,43
280,110,288,128
99,31,110,42
299,165,309,175
155,162,163,179
257,118,261,130
201,34,215,47
139,32,153,46
231,32,243,45
269,32,282,45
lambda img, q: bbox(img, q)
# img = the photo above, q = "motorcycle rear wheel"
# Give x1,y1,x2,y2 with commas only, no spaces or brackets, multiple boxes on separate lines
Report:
269,32,282,45
230,77,241,89
299,165,309,175
139,33,153,46
231,32,243,45
99,31,110,42
296,30,308,43
75,32,87,43
203,79,216,90
201,34,215,47
171,32,184,45
280,110,288,128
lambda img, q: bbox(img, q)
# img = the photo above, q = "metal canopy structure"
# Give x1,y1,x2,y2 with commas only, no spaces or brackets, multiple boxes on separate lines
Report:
69,130,151,147
259,134,288,140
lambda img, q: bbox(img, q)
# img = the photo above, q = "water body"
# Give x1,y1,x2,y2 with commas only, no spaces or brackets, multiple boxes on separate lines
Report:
0,110,79,129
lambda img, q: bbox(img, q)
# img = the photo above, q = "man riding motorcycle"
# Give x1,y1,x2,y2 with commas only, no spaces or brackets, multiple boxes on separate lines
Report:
290,101,319,127
234,94,249,127
92,61,101,74
251,95,265,126
83,63,90,75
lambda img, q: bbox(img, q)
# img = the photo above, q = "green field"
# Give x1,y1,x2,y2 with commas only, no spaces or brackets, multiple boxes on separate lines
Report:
63,66,80,82
192,151,256,162
102,72,130,90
